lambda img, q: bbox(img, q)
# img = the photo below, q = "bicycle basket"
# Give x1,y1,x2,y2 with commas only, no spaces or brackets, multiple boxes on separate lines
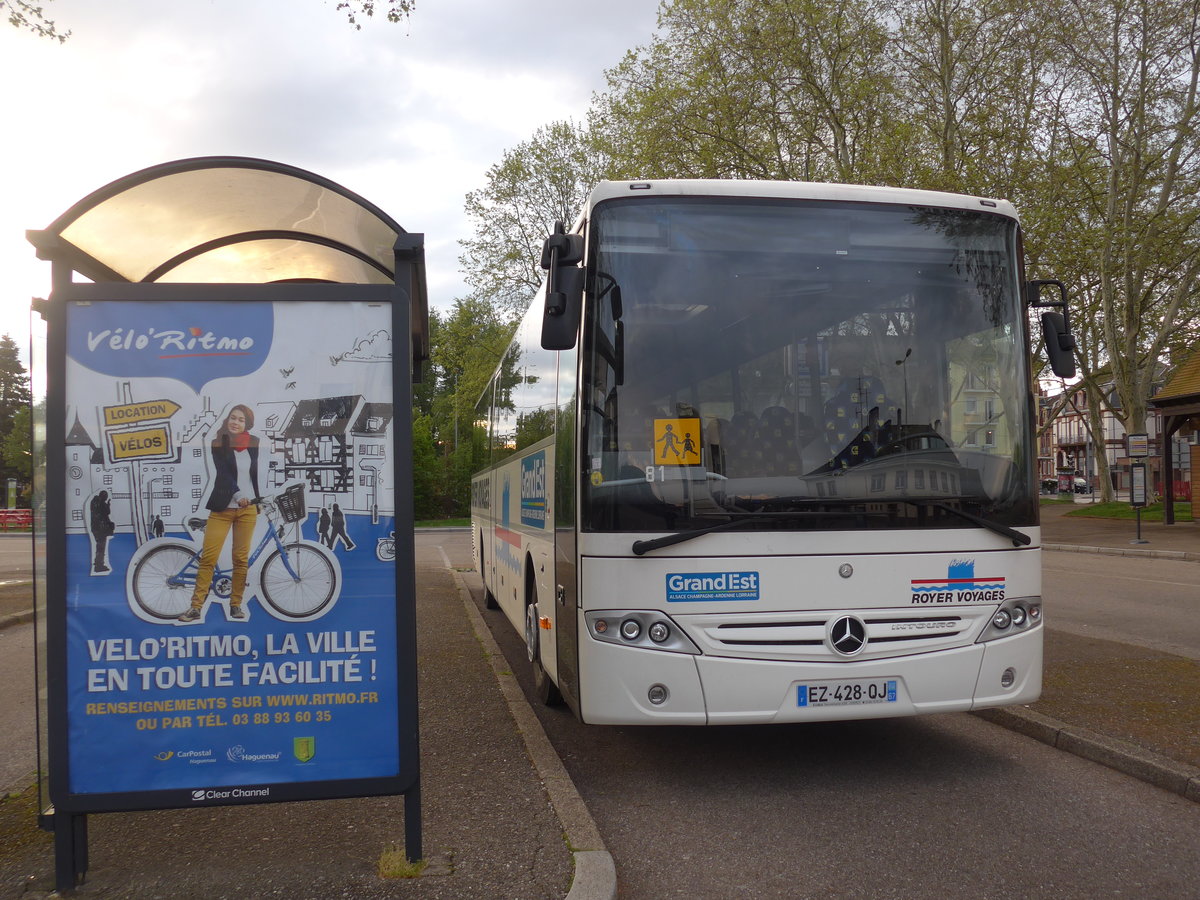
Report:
276,484,306,523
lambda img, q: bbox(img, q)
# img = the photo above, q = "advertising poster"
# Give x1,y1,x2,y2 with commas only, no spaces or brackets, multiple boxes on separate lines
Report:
63,299,401,796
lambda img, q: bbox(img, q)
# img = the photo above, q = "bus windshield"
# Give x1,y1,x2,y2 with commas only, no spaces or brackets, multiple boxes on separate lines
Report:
581,196,1036,534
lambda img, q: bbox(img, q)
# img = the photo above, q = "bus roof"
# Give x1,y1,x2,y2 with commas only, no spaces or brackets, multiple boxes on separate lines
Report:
585,179,1019,221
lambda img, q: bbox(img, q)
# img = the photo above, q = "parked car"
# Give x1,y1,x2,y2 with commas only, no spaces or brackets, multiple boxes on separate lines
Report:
1041,477,1059,493
1073,476,1090,493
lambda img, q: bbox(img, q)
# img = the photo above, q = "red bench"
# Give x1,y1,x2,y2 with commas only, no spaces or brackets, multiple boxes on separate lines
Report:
0,509,32,530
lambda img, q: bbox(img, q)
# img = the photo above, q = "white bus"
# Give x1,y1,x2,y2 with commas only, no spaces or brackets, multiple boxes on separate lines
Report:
471,179,1075,725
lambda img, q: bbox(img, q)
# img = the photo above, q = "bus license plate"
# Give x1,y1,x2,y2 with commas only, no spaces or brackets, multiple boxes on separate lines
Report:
797,679,898,707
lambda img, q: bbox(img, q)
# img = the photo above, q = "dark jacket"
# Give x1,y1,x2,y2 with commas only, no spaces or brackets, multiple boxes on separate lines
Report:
89,493,112,535
205,435,261,512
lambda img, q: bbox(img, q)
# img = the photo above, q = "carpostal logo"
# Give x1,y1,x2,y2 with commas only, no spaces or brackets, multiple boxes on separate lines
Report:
190,787,272,802
911,559,1006,604
666,571,761,602
157,748,216,765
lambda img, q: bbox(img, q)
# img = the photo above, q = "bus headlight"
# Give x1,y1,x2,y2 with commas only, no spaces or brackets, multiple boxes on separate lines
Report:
585,611,700,655
978,598,1042,643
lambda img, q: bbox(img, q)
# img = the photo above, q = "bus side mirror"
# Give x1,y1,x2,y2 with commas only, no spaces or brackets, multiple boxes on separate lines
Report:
1027,279,1077,379
542,268,584,350
541,222,585,350
1041,311,1076,379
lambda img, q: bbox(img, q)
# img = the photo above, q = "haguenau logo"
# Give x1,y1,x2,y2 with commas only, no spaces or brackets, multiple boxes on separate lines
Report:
227,744,282,763
68,301,274,392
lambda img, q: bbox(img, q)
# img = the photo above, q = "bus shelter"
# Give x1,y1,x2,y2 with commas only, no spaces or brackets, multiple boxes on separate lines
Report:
1150,348,1200,524
27,156,428,890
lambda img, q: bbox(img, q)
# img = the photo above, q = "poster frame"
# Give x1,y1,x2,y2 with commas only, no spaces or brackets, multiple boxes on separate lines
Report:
42,280,420,816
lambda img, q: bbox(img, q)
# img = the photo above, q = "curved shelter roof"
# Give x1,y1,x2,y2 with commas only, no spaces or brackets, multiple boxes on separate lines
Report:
27,156,428,364
29,156,411,285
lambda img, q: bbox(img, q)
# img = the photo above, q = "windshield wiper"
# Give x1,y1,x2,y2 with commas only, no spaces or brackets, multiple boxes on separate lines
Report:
630,499,1032,555
632,515,775,555
899,499,1031,547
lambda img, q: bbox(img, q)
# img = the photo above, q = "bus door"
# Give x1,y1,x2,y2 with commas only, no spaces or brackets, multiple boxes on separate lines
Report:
553,346,581,713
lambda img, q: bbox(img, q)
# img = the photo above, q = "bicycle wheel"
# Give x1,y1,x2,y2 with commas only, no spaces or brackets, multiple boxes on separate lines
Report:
259,543,338,618
132,542,198,619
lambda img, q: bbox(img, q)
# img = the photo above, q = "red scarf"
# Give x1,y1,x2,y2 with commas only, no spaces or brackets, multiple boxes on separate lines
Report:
230,432,251,451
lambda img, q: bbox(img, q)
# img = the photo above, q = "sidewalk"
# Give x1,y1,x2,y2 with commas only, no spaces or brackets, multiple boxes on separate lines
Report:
1039,498,1200,560
0,551,606,899
981,500,1200,800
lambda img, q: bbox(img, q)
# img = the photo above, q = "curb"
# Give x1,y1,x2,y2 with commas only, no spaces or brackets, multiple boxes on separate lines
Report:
973,706,1200,802
1044,541,1200,562
0,610,33,630
452,569,617,900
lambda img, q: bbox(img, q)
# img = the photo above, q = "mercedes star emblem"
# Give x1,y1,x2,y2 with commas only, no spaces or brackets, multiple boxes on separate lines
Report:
829,615,867,656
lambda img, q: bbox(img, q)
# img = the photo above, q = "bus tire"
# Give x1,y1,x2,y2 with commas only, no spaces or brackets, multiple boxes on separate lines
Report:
480,532,499,609
525,564,562,707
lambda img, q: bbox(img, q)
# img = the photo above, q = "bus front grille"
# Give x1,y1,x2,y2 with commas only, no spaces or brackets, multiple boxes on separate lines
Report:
682,610,986,662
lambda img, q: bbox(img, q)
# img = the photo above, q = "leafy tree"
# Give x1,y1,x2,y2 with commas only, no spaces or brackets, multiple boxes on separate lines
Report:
3,0,69,42
335,0,415,29
419,298,516,515
460,120,608,323
890,0,1062,198
453,0,1200,511
595,0,899,183
0,335,31,486
0,404,32,503
5,1,416,41
1044,0,1200,463
410,412,441,520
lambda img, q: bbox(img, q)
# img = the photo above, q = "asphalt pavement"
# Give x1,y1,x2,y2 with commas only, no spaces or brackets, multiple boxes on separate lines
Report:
0,506,1197,898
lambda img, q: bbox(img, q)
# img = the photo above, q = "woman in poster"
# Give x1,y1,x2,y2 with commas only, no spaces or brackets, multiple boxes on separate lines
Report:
179,404,260,622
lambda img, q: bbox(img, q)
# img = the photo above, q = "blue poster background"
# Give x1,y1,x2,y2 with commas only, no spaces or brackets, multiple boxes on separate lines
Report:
63,299,401,795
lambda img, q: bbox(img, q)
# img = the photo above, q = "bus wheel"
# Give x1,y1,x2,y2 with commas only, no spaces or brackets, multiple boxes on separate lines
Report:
525,586,562,707
533,655,562,707
480,534,498,609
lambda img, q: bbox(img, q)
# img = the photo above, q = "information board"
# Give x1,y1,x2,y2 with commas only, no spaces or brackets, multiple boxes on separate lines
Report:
1130,462,1148,508
61,298,404,799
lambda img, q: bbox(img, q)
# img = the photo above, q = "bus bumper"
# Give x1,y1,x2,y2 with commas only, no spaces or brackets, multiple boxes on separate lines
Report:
579,626,1042,725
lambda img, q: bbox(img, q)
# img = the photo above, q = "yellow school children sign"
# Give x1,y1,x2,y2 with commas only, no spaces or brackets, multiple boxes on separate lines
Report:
652,417,702,466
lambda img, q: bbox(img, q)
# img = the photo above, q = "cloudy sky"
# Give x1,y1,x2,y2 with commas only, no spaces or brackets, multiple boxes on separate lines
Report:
0,0,661,359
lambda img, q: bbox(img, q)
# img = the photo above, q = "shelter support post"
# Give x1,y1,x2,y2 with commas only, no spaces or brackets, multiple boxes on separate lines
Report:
1163,418,1178,526
53,810,88,893
405,781,422,863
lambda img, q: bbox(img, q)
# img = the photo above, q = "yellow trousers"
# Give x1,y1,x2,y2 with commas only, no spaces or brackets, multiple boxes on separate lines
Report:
189,505,257,609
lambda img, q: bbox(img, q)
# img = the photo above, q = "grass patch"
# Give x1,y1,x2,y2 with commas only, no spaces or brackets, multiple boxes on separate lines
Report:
377,847,427,879
1064,501,1193,522
1039,495,1078,505
414,517,471,528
